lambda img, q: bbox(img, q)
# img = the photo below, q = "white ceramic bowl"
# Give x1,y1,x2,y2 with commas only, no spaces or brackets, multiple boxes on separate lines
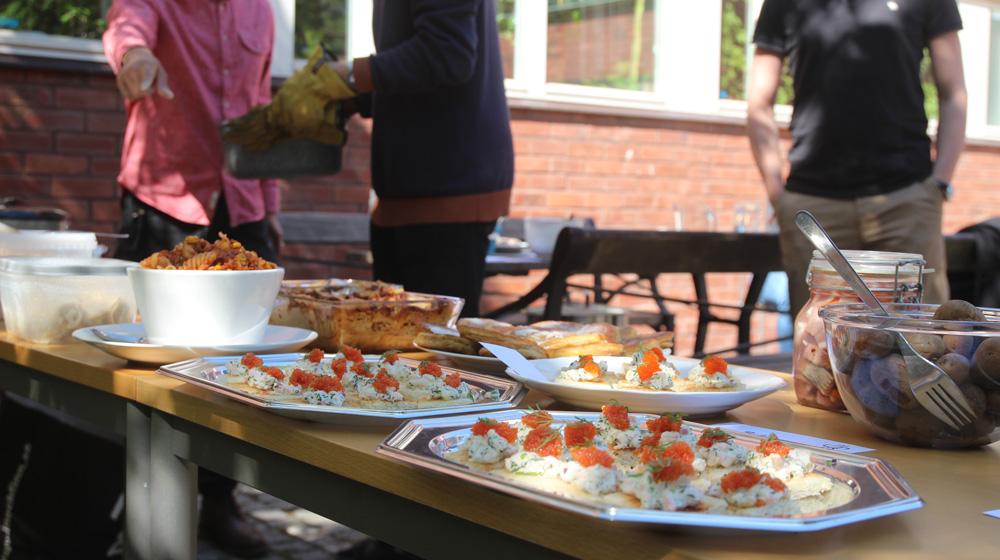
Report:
128,267,284,346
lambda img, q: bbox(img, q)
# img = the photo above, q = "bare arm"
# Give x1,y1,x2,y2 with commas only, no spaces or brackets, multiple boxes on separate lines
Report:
928,31,967,184
747,49,786,207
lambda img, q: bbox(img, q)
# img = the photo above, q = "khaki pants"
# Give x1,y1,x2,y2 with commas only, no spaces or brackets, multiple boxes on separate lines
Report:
774,176,948,315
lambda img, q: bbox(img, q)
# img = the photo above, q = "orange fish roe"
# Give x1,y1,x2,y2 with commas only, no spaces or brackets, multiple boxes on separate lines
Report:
639,434,661,448
601,404,631,430
646,412,684,434
563,420,597,447
471,418,517,443
522,409,554,429
720,469,763,493
306,348,324,363
571,446,615,468
342,345,364,363
697,427,733,448
263,366,285,381
642,350,661,365
648,346,666,361
637,360,660,382
352,361,374,378
524,427,564,458
641,441,695,483
310,375,343,393
373,371,400,393
443,372,462,388
241,353,263,369
756,434,791,457
702,355,729,376
331,358,347,378
577,356,601,378
382,351,400,364
289,368,317,388
418,361,444,378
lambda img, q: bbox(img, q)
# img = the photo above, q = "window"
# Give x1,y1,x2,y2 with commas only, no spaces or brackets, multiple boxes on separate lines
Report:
719,0,792,104
988,10,1000,125
497,0,516,79
546,0,655,92
294,0,347,59
0,0,109,39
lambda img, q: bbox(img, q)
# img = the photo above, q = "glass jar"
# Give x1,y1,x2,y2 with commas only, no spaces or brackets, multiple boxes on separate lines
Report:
792,250,925,411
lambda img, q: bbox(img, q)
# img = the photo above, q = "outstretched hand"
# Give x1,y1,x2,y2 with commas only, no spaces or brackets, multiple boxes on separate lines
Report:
116,47,174,101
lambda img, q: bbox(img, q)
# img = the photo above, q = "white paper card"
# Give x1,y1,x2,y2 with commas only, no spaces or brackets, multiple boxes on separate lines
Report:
985,509,1000,520
713,423,875,453
480,342,547,381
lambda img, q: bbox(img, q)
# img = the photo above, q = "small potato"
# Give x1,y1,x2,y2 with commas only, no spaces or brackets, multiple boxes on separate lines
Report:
960,383,988,419
942,334,974,357
851,364,900,417
868,355,918,408
932,299,986,322
936,352,971,386
970,337,1000,389
901,332,946,361
986,391,1000,413
855,329,894,359
895,407,947,446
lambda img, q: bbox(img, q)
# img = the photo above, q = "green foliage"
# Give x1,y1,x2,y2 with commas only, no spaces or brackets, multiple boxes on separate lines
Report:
0,0,106,39
496,0,515,42
295,0,347,59
719,0,746,100
921,49,939,120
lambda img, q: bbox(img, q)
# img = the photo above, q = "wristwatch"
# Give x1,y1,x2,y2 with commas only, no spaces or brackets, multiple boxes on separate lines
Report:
345,60,356,92
934,178,955,201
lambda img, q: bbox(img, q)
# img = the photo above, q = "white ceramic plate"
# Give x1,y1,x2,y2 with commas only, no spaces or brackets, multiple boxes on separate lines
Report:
506,356,786,417
73,323,318,365
413,344,509,375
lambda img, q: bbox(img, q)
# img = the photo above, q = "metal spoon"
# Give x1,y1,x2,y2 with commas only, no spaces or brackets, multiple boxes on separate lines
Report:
795,210,975,430
89,327,148,344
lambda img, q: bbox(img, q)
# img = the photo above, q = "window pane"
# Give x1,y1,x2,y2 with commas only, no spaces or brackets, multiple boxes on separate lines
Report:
0,0,109,39
988,11,1000,125
295,0,347,59
546,0,655,92
720,0,792,104
497,0,515,79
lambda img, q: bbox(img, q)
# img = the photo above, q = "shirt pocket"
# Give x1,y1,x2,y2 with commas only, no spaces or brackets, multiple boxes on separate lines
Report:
238,27,268,55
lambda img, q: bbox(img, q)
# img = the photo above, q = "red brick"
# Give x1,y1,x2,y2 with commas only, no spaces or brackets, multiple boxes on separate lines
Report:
0,107,21,130
0,84,53,107
21,108,86,131
0,131,52,151
54,87,120,111
92,157,123,177
24,154,89,175
0,68,24,83
88,74,121,91
26,70,88,86
0,153,21,172
56,133,117,154
51,177,117,199
92,200,123,222
53,200,92,224
0,176,49,197
87,111,127,133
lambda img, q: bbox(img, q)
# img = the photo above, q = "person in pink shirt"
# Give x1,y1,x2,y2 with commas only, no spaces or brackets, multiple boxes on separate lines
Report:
103,0,283,264
103,0,276,556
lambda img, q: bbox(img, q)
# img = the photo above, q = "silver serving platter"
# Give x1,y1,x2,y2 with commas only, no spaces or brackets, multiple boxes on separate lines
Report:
157,353,526,426
377,410,924,532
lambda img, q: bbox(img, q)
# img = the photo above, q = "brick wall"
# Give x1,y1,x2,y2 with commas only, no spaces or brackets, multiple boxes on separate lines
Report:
3,60,1000,357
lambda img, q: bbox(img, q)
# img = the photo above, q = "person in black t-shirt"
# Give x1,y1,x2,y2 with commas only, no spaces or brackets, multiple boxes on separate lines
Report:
747,0,967,314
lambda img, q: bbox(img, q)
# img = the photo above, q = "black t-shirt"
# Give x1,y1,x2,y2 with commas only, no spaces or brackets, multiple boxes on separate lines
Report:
753,0,962,198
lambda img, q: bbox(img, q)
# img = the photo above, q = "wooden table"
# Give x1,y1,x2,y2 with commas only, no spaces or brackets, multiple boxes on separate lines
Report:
3,340,999,559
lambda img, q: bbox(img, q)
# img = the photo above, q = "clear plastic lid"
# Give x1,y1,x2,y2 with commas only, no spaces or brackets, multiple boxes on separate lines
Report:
0,257,138,276
0,231,98,257
808,249,926,275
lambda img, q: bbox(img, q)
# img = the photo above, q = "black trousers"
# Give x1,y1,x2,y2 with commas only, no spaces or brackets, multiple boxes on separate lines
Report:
370,221,495,318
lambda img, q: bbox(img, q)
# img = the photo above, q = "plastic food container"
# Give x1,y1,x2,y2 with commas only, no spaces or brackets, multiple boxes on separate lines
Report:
269,279,463,353
0,231,99,258
821,302,1000,449
0,257,138,344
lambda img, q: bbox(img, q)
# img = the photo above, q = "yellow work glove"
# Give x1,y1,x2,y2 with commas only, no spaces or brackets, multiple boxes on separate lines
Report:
222,45,355,153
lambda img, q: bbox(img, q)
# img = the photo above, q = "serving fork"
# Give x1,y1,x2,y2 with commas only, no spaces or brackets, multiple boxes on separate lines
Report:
795,211,976,431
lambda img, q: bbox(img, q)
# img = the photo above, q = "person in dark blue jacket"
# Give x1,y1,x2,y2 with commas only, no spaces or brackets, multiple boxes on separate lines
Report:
227,0,514,317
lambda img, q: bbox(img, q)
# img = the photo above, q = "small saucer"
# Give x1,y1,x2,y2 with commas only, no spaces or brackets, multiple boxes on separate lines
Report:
73,323,318,365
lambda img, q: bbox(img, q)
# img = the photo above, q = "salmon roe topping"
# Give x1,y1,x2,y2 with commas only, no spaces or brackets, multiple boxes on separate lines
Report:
263,366,285,381
571,446,615,468
331,358,347,378
643,441,695,483
564,420,598,447
352,361,374,378
756,434,791,457
642,350,661,365
342,345,364,363
646,412,684,434
471,419,517,443
310,375,343,393
524,427,564,458
648,346,666,361
289,368,316,388
382,351,400,364
443,372,462,388
241,353,263,369
522,409,554,429
373,371,400,393
697,428,732,448
637,360,660,382
306,348,324,363
418,361,444,378
702,355,728,376
602,404,631,430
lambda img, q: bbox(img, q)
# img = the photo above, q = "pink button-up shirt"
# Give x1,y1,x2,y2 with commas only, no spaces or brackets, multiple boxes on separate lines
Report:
103,0,279,227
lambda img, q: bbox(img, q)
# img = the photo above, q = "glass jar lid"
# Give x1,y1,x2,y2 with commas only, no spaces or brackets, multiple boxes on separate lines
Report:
808,249,926,276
